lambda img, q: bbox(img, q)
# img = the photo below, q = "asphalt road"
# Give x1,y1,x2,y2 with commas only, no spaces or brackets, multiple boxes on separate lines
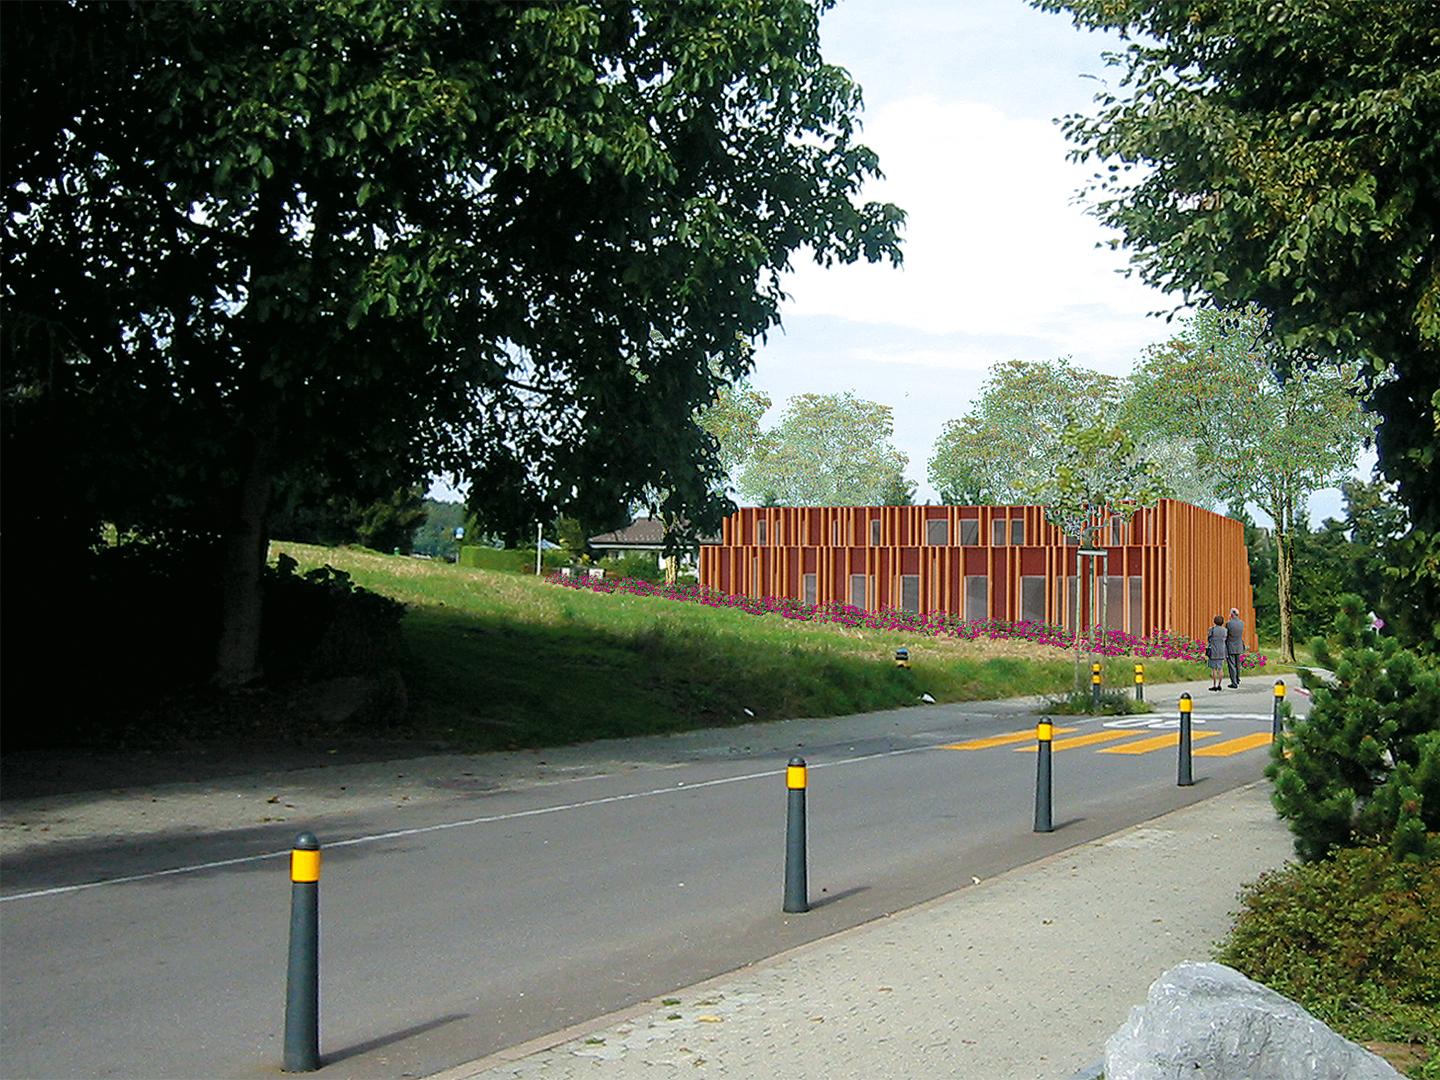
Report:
0,682,1296,1079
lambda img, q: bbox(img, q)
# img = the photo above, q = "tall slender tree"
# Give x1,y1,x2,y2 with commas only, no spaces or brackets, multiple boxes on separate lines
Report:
1129,307,1373,661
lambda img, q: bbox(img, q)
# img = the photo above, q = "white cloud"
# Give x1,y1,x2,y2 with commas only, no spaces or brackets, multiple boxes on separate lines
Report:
781,95,1173,375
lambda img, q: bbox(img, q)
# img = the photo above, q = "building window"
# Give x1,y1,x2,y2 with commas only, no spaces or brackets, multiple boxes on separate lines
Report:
756,519,767,546
870,518,881,545
926,519,948,545
803,573,817,606
1067,577,1079,630
965,575,988,622
1129,576,1143,635
850,574,867,610
1021,576,1045,624
959,519,979,545
752,556,760,594
1111,517,1124,545
901,575,920,613
1107,575,1125,630
1011,519,1025,545
832,520,839,545
992,518,1006,546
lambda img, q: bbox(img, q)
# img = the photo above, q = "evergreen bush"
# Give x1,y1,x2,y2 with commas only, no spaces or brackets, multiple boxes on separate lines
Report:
1268,593,1440,861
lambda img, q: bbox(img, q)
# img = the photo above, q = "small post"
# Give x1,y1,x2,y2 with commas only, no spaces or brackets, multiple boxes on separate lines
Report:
783,757,809,913
283,833,321,1073
894,647,910,669
1273,680,1286,741
1034,717,1054,833
1177,694,1194,787
1091,662,1102,707
1134,662,1145,702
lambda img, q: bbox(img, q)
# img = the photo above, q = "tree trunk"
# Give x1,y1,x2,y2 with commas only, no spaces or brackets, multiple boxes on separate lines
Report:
214,426,274,688
1275,526,1295,663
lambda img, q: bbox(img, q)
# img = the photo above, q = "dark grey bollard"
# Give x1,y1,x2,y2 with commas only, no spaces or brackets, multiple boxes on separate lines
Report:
283,832,321,1072
1034,718,1054,832
783,758,809,913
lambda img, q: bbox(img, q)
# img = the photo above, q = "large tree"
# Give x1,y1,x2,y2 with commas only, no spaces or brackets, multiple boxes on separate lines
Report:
1,1,903,685
1034,0,1440,647
927,358,1131,505
737,391,911,506
1129,307,1373,661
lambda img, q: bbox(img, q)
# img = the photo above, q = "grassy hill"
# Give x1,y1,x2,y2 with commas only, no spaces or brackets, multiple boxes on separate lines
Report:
271,542,1210,752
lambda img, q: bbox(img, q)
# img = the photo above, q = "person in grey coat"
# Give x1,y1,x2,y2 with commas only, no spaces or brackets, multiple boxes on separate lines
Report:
1206,615,1228,691
1225,607,1245,687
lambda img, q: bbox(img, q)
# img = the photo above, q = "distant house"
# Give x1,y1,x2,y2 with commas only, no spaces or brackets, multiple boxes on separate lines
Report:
699,500,1257,649
587,518,720,573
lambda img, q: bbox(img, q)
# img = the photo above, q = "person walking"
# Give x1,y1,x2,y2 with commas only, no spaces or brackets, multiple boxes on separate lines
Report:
1207,615,1228,691
1225,607,1245,688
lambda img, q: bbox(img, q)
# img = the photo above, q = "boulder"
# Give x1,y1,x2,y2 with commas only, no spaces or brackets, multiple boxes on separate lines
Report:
1105,961,1402,1080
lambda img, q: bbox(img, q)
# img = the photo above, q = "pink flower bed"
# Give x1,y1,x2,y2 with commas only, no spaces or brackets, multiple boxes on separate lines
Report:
545,573,1268,668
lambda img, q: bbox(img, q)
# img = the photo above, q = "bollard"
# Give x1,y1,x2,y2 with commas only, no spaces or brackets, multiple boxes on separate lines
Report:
783,757,809,913
283,833,321,1072
1177,694,1194,787
1273,680,1286,741
894,647,910,669
1034,717,1054,833
1091,662,1102,707
1134,662,1145,702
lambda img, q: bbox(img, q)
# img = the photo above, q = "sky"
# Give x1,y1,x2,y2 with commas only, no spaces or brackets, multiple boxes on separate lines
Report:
739,0,1372,527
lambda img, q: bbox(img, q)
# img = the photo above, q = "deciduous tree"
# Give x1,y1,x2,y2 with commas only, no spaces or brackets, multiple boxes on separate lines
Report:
1129,307,1372,661
1,0,903,686
1034,0,1440,650
738,392,910,506
927,358,1128,505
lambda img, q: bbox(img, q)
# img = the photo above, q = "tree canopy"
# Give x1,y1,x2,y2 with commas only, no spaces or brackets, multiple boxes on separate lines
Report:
737,391,911,506
1,0,904,684
926,358,1127,504
1130,306,1373,661
1034,0,1440,645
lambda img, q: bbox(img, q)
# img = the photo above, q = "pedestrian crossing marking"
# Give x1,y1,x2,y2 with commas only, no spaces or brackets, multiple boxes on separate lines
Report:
942,727,1078,750
1193,732,1273,757
1014,730,1139,753
1099,730,1223,755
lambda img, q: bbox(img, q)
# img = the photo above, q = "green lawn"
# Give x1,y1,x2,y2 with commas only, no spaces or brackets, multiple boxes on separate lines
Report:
273,543,1212,751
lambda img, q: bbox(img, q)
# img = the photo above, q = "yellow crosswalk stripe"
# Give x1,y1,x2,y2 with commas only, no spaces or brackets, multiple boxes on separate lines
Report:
1014,730,1139,753
942,727,1079,750
1194,732,1273,757
1099,730,1222,755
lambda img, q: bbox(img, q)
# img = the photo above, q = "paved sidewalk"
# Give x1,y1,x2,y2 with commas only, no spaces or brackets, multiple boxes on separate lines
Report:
431,782,1294,1080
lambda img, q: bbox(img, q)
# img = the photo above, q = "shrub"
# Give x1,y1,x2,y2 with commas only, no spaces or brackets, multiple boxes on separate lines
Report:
598,553,666,583
1268,593,1440,861
1216,845,1440,1071
261,554,406,682
1038,688,1152,716
458,545,568,573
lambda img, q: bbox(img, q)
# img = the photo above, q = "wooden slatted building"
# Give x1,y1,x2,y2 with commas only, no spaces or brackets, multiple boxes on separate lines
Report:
698,499,1257,649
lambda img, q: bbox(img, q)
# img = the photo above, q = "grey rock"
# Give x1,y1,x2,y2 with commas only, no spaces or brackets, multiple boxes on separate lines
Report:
1104,961,1402,1080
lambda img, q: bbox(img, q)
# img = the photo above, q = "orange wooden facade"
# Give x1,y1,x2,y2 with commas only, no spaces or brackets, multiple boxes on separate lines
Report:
698,500,1257,649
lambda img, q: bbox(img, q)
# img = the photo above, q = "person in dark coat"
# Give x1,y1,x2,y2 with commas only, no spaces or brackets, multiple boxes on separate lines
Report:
1225,607,1245,687
1207,615,1228,691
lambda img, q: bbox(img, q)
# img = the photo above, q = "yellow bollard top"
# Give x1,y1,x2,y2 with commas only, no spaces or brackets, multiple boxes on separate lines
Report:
1274,680,1286,698
1037,718,1054,742
786,757,807,790
1179,693,1193,714
290,832,321,883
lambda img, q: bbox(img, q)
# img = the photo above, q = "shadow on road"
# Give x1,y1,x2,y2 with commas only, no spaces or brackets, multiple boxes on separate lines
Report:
319,1011,469,1068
